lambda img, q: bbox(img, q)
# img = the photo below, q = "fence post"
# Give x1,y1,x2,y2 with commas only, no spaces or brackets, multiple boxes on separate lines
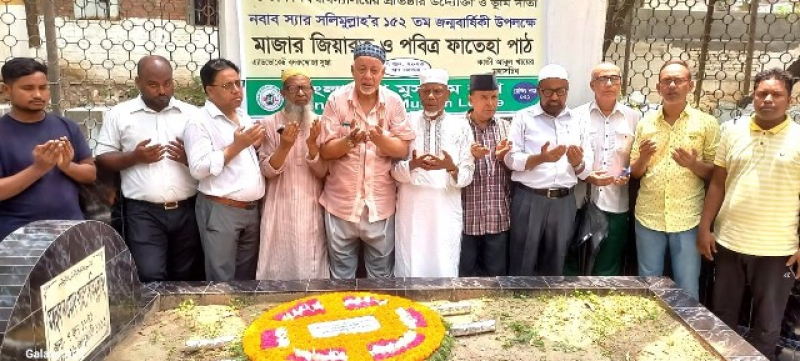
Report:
742,0,760,96
41,0,61,116
694,0,717,108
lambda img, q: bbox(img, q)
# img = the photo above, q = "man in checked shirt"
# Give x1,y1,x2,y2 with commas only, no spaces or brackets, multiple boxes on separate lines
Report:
458,73,513,277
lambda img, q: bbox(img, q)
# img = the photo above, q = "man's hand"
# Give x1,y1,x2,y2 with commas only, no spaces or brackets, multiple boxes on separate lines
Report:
424,150,456,171
133,139,165,164
613,175,630,186
470,143,490,158
639,139,657,160
540,141,567,163
672,147,698,169
279,122,300,149
165,138,188,166
696,229,717,261
56,136,74,171
496,139,512,160
307,119,321,145
233,124,266,150
347,127,368,145
586,170,615,186
409,150,428,170
32,140,61,171
368,124,385,144
566,145,583,167
787,250,800,280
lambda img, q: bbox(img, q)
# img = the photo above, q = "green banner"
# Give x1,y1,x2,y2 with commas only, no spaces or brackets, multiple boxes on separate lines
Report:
245,76,540,117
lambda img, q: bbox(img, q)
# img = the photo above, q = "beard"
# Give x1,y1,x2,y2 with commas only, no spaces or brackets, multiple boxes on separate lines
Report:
283,101,315,126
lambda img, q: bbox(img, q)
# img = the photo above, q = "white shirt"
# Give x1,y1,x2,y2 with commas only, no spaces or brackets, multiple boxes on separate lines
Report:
573,101,640,213
504,103,593,189
95,96,198,203
183,100,265,202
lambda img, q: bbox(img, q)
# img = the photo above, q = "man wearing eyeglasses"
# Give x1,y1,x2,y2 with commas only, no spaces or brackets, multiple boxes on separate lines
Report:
392,69,475,277
318,43,415,279
504,64,593,276
95,55,204,282
566,63,641,276
184,58,266,281
630,59,719,299
255,68,329,280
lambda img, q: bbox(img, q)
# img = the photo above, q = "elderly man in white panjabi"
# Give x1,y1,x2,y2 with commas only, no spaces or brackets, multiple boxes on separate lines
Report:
392,69,475,277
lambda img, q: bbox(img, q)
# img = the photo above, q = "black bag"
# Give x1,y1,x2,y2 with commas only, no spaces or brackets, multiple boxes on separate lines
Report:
571,185,609,275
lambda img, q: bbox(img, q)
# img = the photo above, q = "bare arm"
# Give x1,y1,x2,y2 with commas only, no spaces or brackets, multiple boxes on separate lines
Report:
689,160,714,181
60,158,96,184
0,142,60,200
96,152,138,171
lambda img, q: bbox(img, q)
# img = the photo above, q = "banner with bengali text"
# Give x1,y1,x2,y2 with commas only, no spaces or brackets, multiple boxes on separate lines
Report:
238,0,545,116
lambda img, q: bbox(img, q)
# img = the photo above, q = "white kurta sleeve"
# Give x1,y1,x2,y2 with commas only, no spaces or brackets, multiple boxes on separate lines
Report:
448,122,475,188
504,111,529,171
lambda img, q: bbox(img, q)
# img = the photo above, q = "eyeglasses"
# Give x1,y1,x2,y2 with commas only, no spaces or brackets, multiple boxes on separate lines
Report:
209,80,245,91
286,85,312,95
540,88,568,97
658,78,690,87
593,75,621,84
420,88,447,97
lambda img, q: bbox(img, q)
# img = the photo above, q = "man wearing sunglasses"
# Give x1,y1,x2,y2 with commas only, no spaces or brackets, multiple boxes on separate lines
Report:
504,64,593,276
184,58,266,281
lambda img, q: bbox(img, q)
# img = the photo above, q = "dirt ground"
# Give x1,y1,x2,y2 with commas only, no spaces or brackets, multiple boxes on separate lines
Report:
105,292,722,361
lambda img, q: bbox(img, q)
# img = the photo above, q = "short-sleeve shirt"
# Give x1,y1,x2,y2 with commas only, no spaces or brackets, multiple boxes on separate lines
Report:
318,82,415,223
0,113,92,240
631,106,720,232
714,116,800,257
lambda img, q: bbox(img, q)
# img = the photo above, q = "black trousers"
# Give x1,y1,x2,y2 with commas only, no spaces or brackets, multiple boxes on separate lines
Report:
124,197,205,282
459,231,509,277
712,244,795,360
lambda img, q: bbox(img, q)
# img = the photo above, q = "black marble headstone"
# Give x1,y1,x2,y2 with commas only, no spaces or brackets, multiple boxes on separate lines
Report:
0,220,152,361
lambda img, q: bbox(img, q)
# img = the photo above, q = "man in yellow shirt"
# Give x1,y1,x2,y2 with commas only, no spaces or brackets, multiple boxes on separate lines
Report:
630,59,720,299
697,69,800,361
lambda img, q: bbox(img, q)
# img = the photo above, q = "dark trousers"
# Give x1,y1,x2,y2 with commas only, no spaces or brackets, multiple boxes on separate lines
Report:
509,184,576,276
124,196,205,282
713,244,795,360
459,231,509,277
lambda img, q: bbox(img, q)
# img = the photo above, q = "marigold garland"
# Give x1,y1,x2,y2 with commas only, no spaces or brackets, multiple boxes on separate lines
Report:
242,292,446,361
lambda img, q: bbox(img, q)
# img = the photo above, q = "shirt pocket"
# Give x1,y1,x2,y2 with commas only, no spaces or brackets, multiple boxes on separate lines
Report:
683,129,705,153
615,128,635,167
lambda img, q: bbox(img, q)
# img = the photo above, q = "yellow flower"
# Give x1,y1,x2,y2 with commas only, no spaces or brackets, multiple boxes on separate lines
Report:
242,292,445,361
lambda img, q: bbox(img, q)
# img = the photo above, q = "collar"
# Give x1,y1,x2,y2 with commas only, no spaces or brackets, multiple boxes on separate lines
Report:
204,99,242,122
589,100,623,117
466,109,496,126
530,103,570,118
422,110,446,122
749,114,790,134
133,95,176,113
657,103,691,124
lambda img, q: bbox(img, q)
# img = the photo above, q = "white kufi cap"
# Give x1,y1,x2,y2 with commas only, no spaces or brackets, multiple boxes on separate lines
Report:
538,64,569,81
419,68,449,85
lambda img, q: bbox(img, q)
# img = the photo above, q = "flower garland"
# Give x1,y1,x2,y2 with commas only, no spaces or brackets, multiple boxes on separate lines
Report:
242,292,446,361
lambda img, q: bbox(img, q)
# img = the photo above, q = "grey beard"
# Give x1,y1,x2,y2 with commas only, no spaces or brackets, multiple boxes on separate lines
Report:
283,102,314,125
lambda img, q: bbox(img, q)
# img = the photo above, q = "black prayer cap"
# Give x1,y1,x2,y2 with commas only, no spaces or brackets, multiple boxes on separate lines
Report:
470,73,498,91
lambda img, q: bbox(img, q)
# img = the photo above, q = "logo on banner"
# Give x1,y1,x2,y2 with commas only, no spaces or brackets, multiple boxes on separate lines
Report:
257,84,283,112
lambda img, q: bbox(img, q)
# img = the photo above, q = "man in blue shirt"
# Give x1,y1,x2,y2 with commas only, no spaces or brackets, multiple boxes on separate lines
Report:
0,58,96,240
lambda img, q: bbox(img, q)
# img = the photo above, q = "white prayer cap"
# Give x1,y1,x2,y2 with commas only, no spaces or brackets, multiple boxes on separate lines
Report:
538,64,569,81
419,69,449,85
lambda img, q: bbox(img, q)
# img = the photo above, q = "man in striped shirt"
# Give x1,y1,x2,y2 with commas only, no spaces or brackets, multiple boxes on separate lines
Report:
459,73,513,277
698,69,800,360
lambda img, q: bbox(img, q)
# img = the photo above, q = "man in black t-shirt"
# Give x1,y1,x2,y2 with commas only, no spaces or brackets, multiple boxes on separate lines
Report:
0,58,96,240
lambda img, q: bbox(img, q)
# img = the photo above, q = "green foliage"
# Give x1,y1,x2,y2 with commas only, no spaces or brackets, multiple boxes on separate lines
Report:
174,77,206,106
427,319,454,361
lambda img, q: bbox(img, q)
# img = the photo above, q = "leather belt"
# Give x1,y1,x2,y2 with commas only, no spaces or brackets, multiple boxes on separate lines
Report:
125,197,193,210
202,193,258,210
529,187,574,199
